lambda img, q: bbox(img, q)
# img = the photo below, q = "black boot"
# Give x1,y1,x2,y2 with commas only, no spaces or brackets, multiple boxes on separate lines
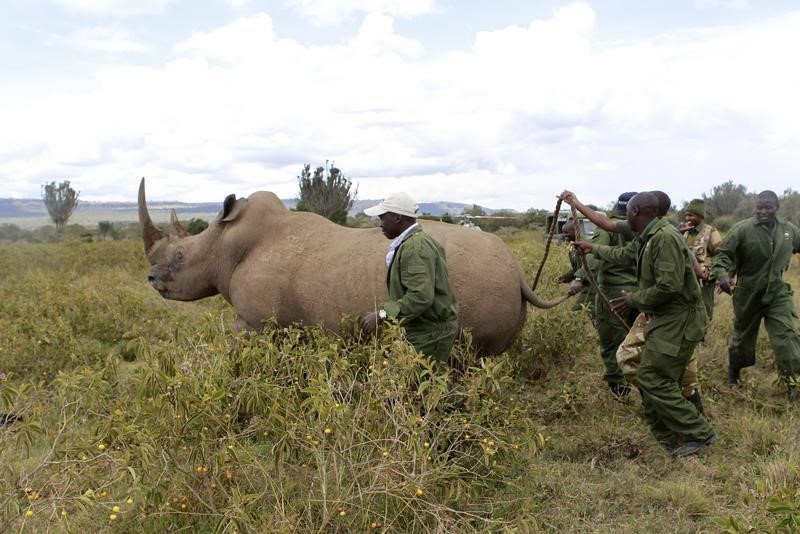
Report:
727,368,741,386
686,390,705,416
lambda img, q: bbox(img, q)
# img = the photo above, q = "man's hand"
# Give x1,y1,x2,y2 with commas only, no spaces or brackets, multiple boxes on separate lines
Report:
691,258,704,279
609,292,631,316
359,312,382,335
718,274,734,295
676,222,694,233
554,274,569,284
559,190,577,206
572,241,593,255
567,280,584,296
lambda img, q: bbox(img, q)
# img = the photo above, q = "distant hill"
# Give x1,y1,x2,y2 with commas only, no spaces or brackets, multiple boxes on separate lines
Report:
0,197,515,229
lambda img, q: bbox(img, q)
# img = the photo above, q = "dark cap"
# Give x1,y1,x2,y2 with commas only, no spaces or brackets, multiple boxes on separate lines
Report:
612,191,637,216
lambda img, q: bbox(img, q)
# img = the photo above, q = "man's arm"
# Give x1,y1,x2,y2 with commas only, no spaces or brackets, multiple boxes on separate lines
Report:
626,233,684,311
707,228,723,256
559,190,619,233
712,226,741,294
587,240,638,266
382,247,436,321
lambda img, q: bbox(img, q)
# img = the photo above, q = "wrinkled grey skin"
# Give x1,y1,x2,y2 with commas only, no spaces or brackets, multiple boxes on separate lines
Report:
139,178,566,355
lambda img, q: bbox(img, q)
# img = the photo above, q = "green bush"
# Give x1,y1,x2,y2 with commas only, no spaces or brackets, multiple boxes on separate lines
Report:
713,214,736,232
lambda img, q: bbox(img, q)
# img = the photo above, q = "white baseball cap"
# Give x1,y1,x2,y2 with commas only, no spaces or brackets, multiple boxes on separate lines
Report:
363,192,419,218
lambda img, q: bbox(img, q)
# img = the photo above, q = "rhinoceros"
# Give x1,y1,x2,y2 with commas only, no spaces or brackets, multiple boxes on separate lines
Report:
138,178,567,355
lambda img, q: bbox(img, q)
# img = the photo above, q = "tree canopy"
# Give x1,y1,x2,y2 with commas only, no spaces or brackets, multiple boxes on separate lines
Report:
701,180,748,218
41,180,79,232
296,162,357,225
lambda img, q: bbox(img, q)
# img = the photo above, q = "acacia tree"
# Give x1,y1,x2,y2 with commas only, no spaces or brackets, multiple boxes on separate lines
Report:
42,181,79,232
702,180,749,218
295,161,357,225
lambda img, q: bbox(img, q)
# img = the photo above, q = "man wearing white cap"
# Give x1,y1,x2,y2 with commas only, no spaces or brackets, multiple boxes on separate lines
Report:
359,192,459,364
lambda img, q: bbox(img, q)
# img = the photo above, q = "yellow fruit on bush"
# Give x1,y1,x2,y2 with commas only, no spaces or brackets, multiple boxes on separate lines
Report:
25,510,33,518
109,514,118,521
415,488,424,497
126,498,134,505
324,427,332,435
112,505,120,512
98,444,106,451
339,510,346,517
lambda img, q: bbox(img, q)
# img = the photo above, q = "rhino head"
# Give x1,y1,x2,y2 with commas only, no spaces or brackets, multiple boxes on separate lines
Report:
138,178,243,301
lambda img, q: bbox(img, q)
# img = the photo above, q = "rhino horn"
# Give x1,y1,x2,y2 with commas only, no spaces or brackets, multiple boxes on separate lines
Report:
138,178,167,255
170,209,189,238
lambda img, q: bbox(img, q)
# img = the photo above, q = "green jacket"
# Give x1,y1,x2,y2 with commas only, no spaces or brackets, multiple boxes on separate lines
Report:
603,217,706,355
383,226,459,331
712,216,800,304
589,215,637,289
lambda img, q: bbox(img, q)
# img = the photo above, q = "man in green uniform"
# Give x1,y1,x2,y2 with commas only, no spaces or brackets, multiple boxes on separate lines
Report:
360,192,459,364
678,199,722,323
712,190,800,397
568,193,639,398
554,220,595,313
593,192,716,456
560,190,705,413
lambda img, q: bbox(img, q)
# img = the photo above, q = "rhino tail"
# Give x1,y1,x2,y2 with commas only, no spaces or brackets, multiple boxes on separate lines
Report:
521,282,571,309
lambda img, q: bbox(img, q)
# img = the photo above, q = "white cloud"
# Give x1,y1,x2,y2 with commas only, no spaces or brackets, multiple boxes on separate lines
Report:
348,13,424,58
226,0,252,8
3,3,800,210
68,26,150,54
286,0,437,26
695,0,749,9
172,13,280,64
51,0,176,16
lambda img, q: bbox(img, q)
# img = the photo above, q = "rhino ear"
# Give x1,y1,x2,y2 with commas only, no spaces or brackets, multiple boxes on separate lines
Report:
170,209,190,238
220,194,247,223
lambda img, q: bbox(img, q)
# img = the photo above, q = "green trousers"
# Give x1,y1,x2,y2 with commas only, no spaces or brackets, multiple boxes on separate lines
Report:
405,319,459,364
594,288,636,386
637,336,714,444
729,290,800,379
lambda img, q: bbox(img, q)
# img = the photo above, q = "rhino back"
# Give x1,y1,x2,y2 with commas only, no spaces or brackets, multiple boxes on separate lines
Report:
226,208,527,355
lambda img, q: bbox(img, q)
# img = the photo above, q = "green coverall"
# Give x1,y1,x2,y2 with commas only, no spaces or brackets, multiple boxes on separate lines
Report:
383,226,459,363
597,217,714,444
584,216,638,386
711,216,800,379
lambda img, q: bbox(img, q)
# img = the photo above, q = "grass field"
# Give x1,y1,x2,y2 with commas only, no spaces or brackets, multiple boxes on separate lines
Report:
1,231,798,532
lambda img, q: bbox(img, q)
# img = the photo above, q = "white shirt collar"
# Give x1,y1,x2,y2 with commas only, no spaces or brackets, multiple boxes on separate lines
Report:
386,223,419,267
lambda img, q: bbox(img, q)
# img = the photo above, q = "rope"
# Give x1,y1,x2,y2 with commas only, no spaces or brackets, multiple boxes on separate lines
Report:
530,197,564,292
568,205,631,331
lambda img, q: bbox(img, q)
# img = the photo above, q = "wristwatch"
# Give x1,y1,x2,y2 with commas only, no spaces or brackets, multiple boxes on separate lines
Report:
378,309,388,320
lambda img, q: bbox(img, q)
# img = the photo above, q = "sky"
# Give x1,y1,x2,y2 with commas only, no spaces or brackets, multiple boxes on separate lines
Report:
1,0,799,211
